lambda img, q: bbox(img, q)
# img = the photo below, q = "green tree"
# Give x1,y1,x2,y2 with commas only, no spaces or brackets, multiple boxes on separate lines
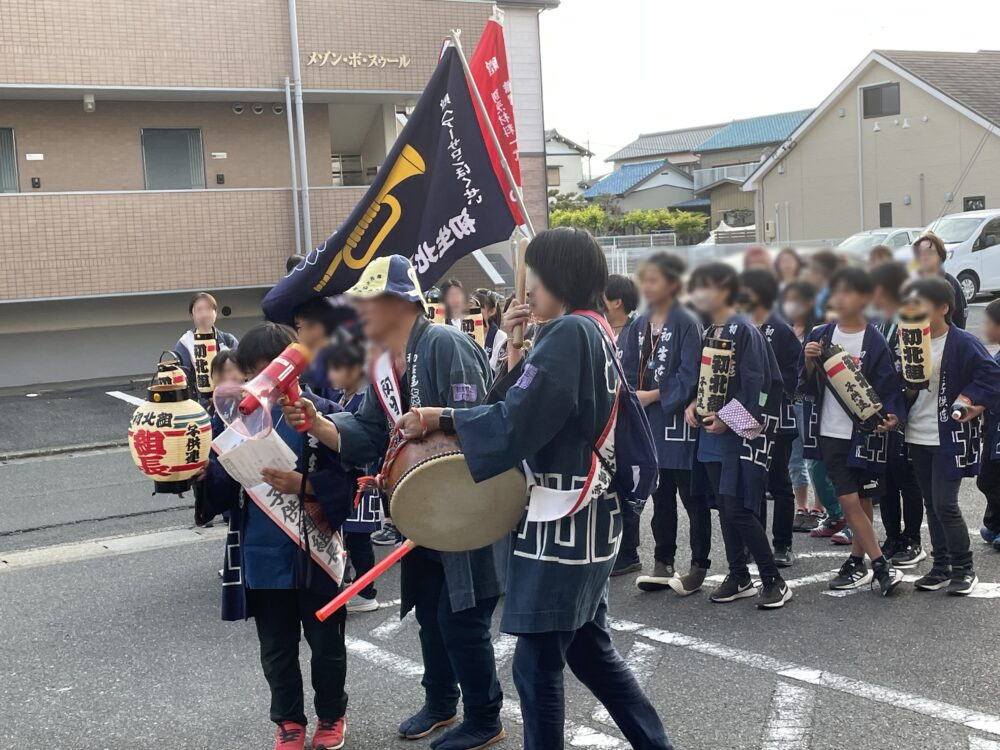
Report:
668,210,707,243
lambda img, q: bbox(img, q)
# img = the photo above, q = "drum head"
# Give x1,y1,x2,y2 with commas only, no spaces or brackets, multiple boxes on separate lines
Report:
390,454,526,552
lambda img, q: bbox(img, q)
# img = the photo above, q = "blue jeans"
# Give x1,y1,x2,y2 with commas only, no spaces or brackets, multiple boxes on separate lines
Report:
789,403,809,490
808,459,843,520
511,603,673,750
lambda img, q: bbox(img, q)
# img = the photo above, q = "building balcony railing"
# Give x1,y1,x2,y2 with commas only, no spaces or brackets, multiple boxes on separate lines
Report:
692,162,758,191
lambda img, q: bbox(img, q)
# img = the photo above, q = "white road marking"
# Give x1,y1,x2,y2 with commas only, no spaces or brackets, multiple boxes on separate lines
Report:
592,640,660,727
0,526,226,573
371,612,410,640
760,681,815,750
378,598,402,609
609,619,1000,736
345,635,626,748
707,569,840,589
967,583,1000,599
106,390,146,407
970,737,1000,749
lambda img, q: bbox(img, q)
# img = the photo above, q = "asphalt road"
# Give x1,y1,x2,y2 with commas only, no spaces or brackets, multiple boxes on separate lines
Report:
2,305,999,750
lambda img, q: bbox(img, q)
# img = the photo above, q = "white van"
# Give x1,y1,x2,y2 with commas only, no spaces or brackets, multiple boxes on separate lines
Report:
929,209,1000,301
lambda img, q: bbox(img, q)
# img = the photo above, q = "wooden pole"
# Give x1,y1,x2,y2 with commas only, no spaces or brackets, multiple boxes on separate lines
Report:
511,237,529,349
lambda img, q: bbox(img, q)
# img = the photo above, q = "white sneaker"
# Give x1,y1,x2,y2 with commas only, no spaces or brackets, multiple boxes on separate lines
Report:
346,596,380,613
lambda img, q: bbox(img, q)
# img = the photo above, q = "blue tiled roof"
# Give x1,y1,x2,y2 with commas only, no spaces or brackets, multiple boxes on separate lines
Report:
694,109,813,152
582,159,667,198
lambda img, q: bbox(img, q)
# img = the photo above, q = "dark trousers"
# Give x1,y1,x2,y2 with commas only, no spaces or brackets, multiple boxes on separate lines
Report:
249,588,348,726
618,502,642,566
979,458,1000,533
762,436,795,549
344,531,377,599
879,438,924,544
412,558,502,724
705,462,778,580
909,444,972,569
650,468,711,568
511,603,673,750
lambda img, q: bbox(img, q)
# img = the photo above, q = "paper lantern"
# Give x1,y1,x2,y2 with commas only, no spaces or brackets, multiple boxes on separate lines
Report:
898,295,932,390
426,304,486,348
820,344,886,431
128,357,213,495
192,330,218,394
696,337,733,417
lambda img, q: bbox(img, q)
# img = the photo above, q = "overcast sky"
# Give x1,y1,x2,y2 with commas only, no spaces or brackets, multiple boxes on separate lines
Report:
538,0,995,174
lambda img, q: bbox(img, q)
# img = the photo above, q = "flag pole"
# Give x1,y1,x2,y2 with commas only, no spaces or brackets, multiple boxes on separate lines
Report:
449,28,536,239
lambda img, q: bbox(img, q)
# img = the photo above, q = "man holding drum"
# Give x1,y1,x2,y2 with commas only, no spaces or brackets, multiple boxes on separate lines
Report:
284,255,508,750
395,228,674,750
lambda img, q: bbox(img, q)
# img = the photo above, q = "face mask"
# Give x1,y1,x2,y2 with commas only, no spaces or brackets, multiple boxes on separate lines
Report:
782,301,803,320
863,304,878,320
689,288,716,312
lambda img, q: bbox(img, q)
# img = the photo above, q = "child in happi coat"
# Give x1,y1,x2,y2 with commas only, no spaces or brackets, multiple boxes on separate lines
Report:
978,299,1000,551
740,269,803,568
780,281,831,531
621,252,710,594
194,351,245,528
325,339,383,612
393,228,673,750
202,323,354,750
799,267,907,596
870,262,927,568
684,263,792,609
901,279,1000,595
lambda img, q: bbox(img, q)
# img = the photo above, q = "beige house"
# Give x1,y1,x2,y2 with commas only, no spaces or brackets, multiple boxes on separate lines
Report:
743,50,1000,244
0,0,557,387
544,128,592,196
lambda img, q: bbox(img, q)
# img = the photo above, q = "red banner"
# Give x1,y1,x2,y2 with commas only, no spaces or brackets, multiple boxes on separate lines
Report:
468,18,524,226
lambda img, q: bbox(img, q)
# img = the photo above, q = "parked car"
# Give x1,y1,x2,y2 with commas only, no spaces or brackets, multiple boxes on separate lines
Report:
927,209,1000,301
836,228,924,263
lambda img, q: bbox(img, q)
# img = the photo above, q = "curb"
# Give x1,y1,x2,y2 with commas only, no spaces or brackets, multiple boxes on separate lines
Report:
0,440,129,463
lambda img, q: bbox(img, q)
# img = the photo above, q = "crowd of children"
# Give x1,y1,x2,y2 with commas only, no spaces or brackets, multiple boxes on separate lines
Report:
186,230,1000,750
613,237,1000,606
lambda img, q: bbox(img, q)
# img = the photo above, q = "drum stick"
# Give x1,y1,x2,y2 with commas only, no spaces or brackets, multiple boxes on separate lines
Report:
315,539,417,621
511,237,529,349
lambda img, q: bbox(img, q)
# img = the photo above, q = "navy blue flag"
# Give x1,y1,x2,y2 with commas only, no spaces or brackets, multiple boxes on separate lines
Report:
263,45,517,323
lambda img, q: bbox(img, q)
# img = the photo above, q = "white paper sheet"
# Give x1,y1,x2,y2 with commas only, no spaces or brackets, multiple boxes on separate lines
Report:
212,426,297,490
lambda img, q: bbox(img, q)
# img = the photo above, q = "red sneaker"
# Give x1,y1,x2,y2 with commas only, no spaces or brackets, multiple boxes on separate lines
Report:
274,721,306,750
312,717,346,750
809,518,846,538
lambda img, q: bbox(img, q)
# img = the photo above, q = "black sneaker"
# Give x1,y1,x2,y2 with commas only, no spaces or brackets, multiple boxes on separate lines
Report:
710,575,756,603
914,568,951,591
757,578,792,609
773,546,795,568
890,543,927,568
880,537,903,560
947,569,978,596
828,558,873,590
872,559,903,597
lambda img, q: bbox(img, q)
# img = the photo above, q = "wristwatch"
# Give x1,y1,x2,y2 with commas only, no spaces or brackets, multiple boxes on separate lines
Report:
439,407,456,435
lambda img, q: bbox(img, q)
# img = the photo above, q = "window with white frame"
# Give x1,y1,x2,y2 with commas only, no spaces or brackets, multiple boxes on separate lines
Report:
141,128,206,190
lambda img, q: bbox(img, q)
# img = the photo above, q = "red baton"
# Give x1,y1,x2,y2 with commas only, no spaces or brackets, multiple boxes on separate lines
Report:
316,539,417,621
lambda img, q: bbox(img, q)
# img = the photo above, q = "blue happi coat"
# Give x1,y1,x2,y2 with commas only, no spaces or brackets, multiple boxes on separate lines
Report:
331,318,508,616
987,351,1000,463
760,312,802,437
691,313,785,513
203,397,353,621
454,314,622,634
619,303,703,469
798,323,907,473
337,388,383,533
910,326,1000,479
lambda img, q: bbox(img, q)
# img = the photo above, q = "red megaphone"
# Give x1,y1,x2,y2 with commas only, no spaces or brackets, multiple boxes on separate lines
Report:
238,343,313,432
